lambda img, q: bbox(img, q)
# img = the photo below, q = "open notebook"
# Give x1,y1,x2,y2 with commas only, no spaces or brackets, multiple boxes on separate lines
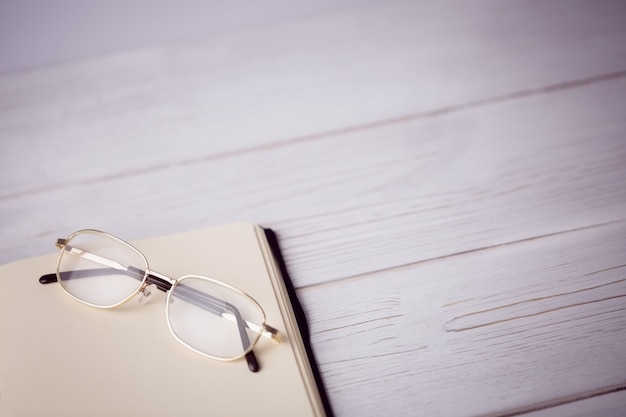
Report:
0,224,331,417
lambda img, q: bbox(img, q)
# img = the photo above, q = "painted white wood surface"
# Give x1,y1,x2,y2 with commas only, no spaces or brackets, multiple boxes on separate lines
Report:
305,221,626,416
1,0,625,416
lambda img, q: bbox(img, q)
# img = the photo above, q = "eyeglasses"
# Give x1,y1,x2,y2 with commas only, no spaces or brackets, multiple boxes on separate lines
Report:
38,229,282,373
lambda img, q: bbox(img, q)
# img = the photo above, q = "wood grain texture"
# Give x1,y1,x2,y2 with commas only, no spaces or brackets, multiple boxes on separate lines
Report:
304,221,626,416
2,0,626,199
1,0,626,415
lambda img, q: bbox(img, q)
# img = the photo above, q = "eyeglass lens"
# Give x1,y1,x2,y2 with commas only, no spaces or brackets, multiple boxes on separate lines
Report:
167,276,265,360
57,231,147,307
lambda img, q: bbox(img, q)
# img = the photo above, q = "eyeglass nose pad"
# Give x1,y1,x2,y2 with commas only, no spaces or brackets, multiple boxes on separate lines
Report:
137,283,157,304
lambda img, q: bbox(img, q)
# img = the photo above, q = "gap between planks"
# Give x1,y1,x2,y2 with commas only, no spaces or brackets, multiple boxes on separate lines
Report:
443,277,626,332
3,69,626,202
492,384,626,417
296,217,626,292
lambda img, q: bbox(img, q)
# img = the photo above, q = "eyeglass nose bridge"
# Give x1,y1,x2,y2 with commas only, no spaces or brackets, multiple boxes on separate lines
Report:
143,269,176,292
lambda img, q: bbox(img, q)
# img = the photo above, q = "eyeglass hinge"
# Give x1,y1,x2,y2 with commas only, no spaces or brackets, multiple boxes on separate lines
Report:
56,238,67,248
263,324,283,343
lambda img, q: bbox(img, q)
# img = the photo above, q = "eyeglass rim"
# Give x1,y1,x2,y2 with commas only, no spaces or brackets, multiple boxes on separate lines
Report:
166,274,267,362
55,229,150,309
54,229,271,361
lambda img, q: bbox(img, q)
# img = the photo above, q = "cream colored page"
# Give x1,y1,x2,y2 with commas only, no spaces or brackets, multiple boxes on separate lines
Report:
0,223,319,417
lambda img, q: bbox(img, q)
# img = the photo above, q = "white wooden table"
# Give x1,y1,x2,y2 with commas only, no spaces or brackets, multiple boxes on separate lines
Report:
1,1,626,415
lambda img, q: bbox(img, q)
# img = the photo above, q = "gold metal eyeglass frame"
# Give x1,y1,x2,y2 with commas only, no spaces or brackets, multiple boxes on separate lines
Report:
39,229,282,373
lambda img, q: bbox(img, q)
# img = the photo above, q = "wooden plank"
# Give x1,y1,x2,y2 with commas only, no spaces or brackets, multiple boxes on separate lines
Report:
301,221,626,416
2,75,625,288
1,0,625,197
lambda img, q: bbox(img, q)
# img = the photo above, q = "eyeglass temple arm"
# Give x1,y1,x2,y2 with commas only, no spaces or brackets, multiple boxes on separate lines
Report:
39,269,236,321
40,241,278,339
39,267,280,343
